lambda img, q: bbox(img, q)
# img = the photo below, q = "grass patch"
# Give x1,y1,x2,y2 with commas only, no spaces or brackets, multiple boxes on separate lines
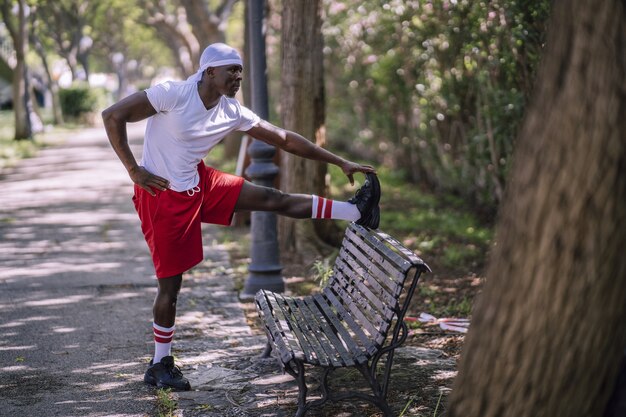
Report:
0,110,84,171
0,127,41,171
156,388,177,417
327,164,493,275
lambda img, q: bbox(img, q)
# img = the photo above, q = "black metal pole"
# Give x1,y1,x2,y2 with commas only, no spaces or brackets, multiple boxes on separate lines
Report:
240,0,284,299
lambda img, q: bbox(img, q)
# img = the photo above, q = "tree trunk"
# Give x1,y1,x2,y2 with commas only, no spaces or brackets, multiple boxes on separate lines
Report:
4,0,33,140
141,0,237,79
179,0,235,45
30,30,63,125
279,0,335,263
447,1,626,416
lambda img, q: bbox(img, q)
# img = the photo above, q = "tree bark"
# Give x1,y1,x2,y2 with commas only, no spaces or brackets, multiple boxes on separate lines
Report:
1,0,32,140
30,27,63,125
179,0,237,45
140,0,239,79
279,0,336,262
447,1,626,416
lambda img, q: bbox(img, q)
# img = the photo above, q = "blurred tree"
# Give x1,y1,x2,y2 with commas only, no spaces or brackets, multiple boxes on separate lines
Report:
447,0,626,415
279,0,337,260
29,11,63,125
90,0,170,99
137,0,238,78
323,0,550,212
35,0,94,82
0,0,33,140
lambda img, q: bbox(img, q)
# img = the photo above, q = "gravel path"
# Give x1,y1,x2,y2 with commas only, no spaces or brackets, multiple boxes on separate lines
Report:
0,124,162,416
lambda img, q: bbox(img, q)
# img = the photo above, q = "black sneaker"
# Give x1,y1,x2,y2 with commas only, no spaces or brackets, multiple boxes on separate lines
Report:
348,173,381,229
144,356,191,391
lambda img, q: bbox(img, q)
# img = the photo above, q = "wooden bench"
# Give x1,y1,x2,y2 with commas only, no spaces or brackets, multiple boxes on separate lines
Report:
255,223,431,417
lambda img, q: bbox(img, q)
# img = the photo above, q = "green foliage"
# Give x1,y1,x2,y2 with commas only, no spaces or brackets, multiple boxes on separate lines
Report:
59,85,99,118
329,164,492,274
0,111,40,169
89,0,172,77
420,284,473,317
156,388,177,417
323,0,551,211
311,258,335,288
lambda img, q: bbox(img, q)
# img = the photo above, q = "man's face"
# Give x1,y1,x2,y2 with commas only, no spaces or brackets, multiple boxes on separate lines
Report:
211,65,243,98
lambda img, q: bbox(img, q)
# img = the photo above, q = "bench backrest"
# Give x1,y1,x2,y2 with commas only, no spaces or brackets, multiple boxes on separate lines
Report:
322,224,431,354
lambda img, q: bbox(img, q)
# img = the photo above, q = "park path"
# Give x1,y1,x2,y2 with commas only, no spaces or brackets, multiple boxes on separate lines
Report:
0,123,299,417
0,122,457,417
0,123,167,416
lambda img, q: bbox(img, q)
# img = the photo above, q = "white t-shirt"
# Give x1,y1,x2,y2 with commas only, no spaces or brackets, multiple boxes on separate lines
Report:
142,80,260,191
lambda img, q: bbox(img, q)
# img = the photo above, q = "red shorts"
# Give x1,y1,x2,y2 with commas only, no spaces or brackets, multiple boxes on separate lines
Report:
132,161,244,278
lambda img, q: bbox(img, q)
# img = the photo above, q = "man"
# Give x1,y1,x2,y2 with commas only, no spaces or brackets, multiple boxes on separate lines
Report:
102,43,380,391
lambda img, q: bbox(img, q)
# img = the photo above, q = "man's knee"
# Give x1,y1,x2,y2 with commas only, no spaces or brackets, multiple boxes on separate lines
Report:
156,288,178,306
260,187,290,210
156,275,182,305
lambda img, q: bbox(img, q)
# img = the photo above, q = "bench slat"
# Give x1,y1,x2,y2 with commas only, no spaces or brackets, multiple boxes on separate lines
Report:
301,297,355,367
271,293,321,364
280,295,331,367
334,252,395,320
293,297,346,368
325,283,387,347
264,292,309,363
341,239,403,298
321,289,382,355
329,270,388,335
348,225,421,271
342,235,406,283
312,293,370,364
374,228,431,269
336,250,396,310
345,227,412,276
255,291,296,364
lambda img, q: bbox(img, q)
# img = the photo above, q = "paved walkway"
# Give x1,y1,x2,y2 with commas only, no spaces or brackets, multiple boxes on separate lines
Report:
0,124,456,417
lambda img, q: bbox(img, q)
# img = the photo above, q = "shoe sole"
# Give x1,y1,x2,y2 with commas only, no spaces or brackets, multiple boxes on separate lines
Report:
144,374,157,386
366,173,381,208
144,374,191,391
355,173,380,228
156,381,191,391
360,205,380,229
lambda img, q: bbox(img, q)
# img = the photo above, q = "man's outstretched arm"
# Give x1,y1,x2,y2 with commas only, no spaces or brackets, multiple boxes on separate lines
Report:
246,120,375,185
102,92,169,195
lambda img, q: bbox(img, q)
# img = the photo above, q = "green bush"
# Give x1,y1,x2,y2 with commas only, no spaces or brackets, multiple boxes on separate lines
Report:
59,85,98,118
323,0,551,212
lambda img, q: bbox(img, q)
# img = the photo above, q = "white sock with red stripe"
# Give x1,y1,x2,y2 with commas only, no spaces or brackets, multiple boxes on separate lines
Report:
153,322,175,364
311,195,360,221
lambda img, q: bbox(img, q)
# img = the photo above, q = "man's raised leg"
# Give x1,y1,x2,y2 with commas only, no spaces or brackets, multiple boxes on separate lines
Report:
234,173,381,228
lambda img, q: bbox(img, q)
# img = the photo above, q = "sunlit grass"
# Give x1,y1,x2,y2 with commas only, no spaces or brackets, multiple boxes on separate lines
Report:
0,111,42,171
156,388,177,417
0,110,87,172
327,163,493,274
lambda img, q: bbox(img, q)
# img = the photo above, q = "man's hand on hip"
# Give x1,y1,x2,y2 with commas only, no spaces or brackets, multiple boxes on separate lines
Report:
130,166,170,196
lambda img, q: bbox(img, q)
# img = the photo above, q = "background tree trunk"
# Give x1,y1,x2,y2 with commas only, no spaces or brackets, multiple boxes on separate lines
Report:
140,0,238,79
447,1,626,416
279,0,335,263
1,0,33,140
30,27,63,125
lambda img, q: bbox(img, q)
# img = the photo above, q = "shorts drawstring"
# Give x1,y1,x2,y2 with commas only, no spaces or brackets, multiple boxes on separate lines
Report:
186,186,201,197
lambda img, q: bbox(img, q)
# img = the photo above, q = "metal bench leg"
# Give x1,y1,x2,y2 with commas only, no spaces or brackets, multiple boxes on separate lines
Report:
261,340,272,358
357,363,395,417
293,361,308,417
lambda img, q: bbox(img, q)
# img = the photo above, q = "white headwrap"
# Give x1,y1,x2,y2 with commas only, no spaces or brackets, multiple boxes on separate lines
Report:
187,43,243,82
